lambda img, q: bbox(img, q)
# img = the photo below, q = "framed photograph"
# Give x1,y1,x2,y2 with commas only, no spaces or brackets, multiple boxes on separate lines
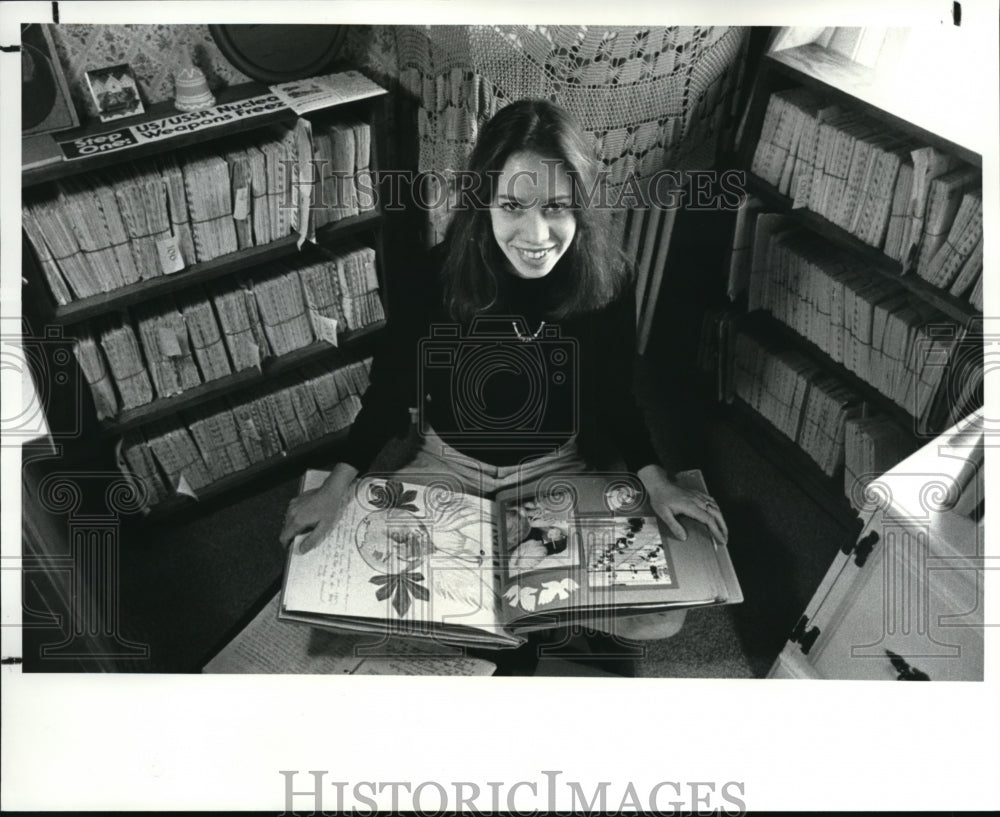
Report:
21,23,80,135
85,63,145,122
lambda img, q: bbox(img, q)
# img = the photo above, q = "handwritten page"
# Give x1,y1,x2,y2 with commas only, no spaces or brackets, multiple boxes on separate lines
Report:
282,477,506,638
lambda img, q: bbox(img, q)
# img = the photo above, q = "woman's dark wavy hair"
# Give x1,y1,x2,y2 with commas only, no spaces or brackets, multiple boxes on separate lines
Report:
440,99,629,323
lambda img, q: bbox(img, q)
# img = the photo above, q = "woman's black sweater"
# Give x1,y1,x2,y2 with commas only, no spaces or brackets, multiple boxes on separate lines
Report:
339,246,659,473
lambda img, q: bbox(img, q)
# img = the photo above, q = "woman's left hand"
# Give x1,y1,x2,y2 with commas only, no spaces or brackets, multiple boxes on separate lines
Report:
637,464,729,545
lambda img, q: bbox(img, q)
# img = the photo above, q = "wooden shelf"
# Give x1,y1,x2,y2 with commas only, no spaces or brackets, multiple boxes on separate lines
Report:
100,321,385,436
23,83,290,187
739,310,922,436
45,210,382,326
144,427,351,517
747,175,981,326
22,80,387,187
689,374,858,530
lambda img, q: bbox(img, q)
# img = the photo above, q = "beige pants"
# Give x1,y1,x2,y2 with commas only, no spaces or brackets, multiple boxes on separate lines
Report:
387,427,687,641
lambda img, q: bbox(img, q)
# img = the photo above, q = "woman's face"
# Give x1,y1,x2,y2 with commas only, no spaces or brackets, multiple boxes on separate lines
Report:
490,150,577,279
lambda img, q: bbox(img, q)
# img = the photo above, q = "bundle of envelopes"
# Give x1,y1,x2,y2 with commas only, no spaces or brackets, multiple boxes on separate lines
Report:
176,289,234,382
333,244,385,331
753,90,983,307
116,358,372,508
133,298,202,400
731,329,860,478
299,244,384,337
134,417,215,497
72,327,120,421
209,280,268,372
23,187,109,301
796,371,862,478
72,245,383,425
157,155,197,269
186,405,253,481
297,256,345,345
181,149,239,263
915,184,983,306
106,162,174,280
260,123,303,242
298,361,366,435
749,222,960,426
248,266,315,358
311,118,372,231
56,176,137,292
22,121,320,306
97,318,155,410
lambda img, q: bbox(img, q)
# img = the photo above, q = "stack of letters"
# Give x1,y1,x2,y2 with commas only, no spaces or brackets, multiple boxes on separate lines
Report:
752,90,983,307
748,222,959,427
71,246,384,422
310,118,373,230
21,118,376,306
730,329,859,478
118,358,372,508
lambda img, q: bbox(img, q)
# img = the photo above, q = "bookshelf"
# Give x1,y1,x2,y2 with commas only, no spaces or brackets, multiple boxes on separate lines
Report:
21,76,391,513
746,176,979,325
740,310,916,432
145,427,352,518
716,27,984,519
34,210,382,326
99,321,384,436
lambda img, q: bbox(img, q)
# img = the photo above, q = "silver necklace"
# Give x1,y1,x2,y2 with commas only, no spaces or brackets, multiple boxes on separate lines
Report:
512,320,546,342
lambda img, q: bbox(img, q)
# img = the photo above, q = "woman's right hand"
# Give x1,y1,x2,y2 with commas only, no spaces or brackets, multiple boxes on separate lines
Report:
279,463,358,552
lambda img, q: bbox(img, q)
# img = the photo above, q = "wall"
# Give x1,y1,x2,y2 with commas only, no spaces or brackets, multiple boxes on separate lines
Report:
45,23,399,124
47,24,253,120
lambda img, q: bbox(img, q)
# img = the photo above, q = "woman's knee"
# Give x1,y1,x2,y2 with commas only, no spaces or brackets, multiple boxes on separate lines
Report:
611,608,687,641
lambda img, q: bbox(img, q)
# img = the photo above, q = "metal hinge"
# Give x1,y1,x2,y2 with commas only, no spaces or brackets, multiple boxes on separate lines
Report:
790,614,821,655
886,649,930,681
840,529,880,568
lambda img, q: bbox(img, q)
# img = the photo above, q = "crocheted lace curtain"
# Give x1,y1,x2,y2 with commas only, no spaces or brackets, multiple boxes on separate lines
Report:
393,25,750,245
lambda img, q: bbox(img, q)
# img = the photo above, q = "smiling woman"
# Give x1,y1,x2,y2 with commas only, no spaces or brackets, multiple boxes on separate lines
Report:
280,98,730,653
440,100,622,323
490,151,578,280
